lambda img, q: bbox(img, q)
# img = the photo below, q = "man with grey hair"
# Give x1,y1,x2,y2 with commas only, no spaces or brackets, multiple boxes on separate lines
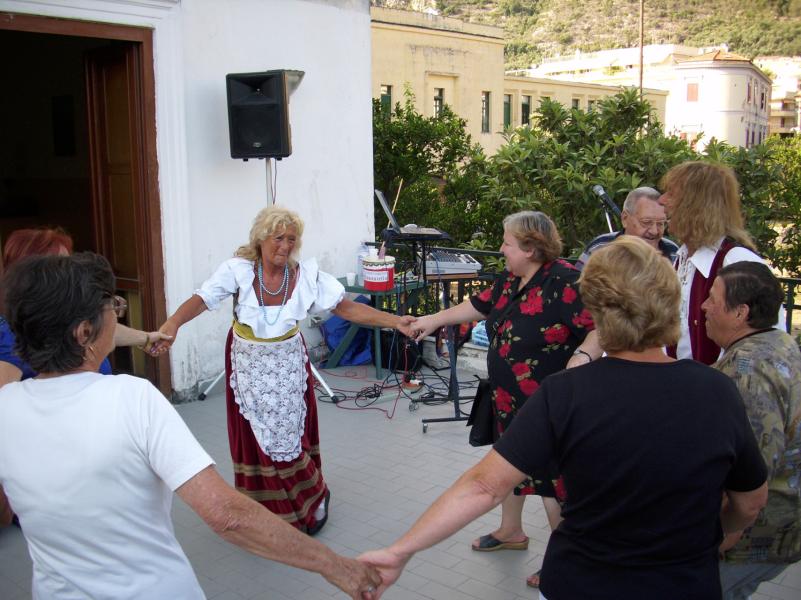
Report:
575,186,678,270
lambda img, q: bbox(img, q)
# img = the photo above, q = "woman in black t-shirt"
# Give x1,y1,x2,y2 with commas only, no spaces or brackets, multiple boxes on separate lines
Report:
361,236,769,600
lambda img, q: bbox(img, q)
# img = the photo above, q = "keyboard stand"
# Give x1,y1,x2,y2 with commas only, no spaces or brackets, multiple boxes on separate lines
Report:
414,273,477,433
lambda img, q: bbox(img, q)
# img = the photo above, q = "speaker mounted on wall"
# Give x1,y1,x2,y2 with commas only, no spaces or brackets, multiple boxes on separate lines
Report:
226,70,292,160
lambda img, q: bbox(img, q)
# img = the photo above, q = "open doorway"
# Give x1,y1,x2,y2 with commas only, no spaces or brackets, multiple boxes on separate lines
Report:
0,14,169,394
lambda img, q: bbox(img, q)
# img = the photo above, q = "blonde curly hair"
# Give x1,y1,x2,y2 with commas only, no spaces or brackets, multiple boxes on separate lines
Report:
235,206,304,265
579,236,680,353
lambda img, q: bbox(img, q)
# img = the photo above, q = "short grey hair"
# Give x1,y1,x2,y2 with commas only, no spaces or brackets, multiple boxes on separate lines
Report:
622,186,661,214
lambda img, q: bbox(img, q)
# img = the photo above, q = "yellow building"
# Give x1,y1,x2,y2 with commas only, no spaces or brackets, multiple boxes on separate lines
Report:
371,7,667,154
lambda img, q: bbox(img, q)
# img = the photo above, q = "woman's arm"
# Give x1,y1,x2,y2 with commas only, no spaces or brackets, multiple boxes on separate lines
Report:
150,295,209,354
177,466,381,599
412,300,486,343
358,450,526,596
113,324,173,352
331,299,416,338
721,482,768,534
0,361,22,389
566,329,603,368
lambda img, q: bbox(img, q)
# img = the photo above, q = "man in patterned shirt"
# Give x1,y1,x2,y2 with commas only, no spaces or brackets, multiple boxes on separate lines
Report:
575,186,678,270
702,261,801,599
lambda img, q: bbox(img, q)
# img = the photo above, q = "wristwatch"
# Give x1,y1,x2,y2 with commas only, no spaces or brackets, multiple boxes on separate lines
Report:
572,348,592,361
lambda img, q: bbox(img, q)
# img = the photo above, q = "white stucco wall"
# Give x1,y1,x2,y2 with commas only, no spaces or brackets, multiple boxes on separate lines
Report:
4,0,375,395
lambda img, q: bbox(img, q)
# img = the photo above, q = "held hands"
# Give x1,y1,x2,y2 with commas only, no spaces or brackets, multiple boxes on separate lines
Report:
142,331,174,356
411,314,439,343
148,320,179,356
395,315,419,339
357,547,411,599
323,555,383,600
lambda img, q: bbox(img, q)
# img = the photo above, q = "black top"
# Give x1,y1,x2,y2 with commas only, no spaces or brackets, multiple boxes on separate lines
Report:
494,357,768,600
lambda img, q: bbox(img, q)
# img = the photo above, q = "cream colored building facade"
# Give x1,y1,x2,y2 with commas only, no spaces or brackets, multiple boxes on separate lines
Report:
755,56,801,137
371,7,666,154
526,45,772,150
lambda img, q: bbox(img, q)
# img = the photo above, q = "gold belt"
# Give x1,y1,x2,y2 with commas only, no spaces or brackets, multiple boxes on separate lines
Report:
232,319,299,343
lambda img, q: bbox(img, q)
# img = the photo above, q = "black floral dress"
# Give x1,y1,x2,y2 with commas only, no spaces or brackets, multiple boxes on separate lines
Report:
470,260,595,498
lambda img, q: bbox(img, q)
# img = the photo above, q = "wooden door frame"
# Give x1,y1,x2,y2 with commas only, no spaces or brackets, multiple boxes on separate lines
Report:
0,13,170,394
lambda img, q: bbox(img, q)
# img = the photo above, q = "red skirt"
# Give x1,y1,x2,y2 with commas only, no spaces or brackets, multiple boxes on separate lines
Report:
224,328,327,531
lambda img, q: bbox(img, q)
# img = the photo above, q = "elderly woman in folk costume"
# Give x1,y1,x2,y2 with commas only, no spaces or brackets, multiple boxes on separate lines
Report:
154,206,415,535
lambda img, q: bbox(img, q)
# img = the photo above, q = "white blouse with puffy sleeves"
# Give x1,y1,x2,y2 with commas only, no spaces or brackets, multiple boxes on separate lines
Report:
195,257,345,339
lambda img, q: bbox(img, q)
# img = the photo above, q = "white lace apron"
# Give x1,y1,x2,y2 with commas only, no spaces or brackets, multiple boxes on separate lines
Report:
229,332,309,462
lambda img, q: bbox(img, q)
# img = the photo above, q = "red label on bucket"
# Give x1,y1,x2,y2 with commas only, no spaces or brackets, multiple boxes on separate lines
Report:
362,257,395,292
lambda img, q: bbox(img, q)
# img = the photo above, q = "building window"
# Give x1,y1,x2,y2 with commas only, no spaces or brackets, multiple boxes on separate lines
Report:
587,99,596,111
481,92,490,133
433,88,444,116
745,127,750,148
781,117,786,128
571,98,580,109
747,82,752,103
687,83,698,102
503,94,512,128
760,91,766,111
380,85,392,112
521,95,531,126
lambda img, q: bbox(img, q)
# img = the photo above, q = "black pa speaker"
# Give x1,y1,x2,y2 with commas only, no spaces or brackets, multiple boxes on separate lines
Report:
226,70,292,159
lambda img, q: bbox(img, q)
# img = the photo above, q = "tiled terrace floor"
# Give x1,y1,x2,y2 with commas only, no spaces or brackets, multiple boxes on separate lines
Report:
1,363,800,599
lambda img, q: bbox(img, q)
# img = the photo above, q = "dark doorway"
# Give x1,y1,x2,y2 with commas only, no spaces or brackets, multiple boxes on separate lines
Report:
0,15,169,394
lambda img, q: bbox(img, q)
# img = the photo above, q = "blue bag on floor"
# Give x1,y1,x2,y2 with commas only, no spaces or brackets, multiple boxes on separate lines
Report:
321,295,372,366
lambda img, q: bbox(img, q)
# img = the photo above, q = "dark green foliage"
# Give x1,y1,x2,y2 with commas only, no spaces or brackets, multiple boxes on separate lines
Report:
371,92,488,245
373,87,801,275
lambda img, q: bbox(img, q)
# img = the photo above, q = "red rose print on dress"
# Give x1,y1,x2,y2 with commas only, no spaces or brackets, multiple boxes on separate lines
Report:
495,294,509,310
477,288,492,302
518,378,540,396
554,477,568,502
519,293,544,315
497,320,512,335
494,387,513,413
572,309,594,329
543,324,569,344
511,362,530,377
498,342,512,358
503,280,512,291
562,286,577,304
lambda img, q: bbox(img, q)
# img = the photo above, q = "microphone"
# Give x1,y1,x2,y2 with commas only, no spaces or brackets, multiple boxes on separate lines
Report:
592,185,622,219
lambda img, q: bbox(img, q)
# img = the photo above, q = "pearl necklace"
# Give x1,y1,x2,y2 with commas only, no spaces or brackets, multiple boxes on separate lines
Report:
258,261,290,326
259,263,289,296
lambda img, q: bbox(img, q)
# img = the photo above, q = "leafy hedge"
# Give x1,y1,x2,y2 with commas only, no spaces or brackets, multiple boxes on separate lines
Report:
373,88,801,275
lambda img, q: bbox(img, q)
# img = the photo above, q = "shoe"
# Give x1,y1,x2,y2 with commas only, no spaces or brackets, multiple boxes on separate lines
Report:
471,533,529,552
526,569,542,588
307,489,330,536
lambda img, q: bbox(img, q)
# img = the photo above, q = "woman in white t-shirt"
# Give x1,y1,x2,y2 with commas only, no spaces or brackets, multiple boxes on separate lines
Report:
0,253,382,599
154,206,415,536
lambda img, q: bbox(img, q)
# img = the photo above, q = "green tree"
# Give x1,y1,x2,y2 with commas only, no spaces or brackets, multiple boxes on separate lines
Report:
372,91,486,243
482,88,697,256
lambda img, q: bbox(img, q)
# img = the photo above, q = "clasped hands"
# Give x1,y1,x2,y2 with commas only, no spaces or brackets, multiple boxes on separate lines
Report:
396,314,438,343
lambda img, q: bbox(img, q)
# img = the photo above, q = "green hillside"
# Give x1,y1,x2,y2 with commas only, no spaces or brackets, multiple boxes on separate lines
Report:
374,1,801,68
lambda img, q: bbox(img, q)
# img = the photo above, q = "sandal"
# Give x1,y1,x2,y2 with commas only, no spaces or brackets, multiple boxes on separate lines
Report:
526,569,542,588
471,533,529,552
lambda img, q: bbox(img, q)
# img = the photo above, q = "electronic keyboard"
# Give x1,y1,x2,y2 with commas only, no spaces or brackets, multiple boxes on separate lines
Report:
425,250,482,275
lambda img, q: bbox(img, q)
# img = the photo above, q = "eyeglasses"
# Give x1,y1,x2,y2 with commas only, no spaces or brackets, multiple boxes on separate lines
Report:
105,295,128,319
634,218,669,230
